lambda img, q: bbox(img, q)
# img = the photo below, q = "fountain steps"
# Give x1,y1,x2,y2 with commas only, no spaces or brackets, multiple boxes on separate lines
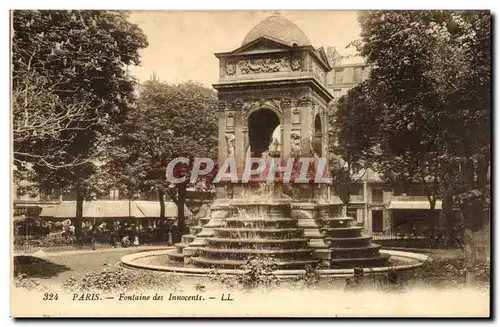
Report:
166,251,185,262
191,226,203,233
320,227,363,238
182,234,196,244
200,247,313,255
223,218,293,222
321,220,355,229
207,237,309,249
198,247,314,261
198,217,211,225
324,236,372,248
330,244,382,259
330,253,391,268
213,228,303,239
174,242,188,253
190,256,319,269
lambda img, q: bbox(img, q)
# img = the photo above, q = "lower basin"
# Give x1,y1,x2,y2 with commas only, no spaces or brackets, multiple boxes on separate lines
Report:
120,248,429,278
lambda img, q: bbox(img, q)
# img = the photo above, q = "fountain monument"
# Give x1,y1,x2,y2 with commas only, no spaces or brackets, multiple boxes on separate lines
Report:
121,14,428,276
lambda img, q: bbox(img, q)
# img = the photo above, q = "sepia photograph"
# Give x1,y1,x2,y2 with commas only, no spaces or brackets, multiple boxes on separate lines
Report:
10,9,491,318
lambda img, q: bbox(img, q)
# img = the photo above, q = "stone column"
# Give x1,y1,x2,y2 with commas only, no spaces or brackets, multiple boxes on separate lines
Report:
217,105,226,167
234,110,243,174
282,101,292,160
299,101,313,156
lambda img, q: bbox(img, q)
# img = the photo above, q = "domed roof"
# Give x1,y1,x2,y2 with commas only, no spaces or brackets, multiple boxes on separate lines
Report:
242,14,311,47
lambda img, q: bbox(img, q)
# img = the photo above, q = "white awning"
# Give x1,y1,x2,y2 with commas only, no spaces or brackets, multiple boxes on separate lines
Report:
48,200,193,219
388,201,442,210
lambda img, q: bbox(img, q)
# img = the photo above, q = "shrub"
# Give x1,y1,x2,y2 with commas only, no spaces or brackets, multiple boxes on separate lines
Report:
15,273,41,290
236,256,280,290
27,233,77,247
294,264,321,289
207,256,280,290
62,266,181,293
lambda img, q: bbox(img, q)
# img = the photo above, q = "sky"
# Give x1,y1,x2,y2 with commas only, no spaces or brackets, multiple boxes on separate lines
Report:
127,10,363,88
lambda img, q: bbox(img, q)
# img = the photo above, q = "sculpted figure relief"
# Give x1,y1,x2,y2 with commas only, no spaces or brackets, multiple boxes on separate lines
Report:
290,56,303,71
225,62,236,75
225,133,236,158
239,57,289,74
290,132,301,156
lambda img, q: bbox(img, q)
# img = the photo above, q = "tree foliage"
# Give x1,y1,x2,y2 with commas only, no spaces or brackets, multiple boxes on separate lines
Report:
12,10,148,236
334,11,490,234
106,80,218,239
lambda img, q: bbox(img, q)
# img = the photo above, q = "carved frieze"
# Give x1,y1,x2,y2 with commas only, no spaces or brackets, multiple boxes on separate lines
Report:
281,98,292,108
239,58,289,74
311,91,329,107
311,62,326,85
297,95,312,107
225,61,236,76
290,56,303,71
218,101,226,112
232,100,244,110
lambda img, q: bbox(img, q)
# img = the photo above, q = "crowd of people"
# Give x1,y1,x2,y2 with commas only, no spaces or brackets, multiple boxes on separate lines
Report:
14,218,183,247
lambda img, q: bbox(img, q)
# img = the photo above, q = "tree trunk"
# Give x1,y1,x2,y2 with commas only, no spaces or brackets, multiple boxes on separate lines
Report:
177,183,187,242
158,189,165,220
75,191,84,239
442,191,459,248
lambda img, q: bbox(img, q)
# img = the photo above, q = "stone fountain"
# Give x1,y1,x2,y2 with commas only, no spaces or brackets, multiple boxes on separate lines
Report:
121,14,427,276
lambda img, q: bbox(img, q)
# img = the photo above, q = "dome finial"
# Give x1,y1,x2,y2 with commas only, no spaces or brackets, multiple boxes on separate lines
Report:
272,11,281,17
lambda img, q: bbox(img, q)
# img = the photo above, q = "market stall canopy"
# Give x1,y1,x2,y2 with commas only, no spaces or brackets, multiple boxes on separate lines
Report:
46,200,192,219
387,201,442,210
39,205,59,218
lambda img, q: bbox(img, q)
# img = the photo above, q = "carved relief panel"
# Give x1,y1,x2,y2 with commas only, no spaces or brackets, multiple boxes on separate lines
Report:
226,112,234,128
223,55,305,77
292,107,301,124
311,61,326,85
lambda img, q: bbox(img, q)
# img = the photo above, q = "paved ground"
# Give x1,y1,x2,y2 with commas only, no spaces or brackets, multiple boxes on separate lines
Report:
13,246,466,286
14,246,171,285
12,247,489,318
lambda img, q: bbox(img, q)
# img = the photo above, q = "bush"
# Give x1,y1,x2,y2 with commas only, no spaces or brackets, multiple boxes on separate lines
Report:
27,233,77,247
235,256,280,290
14,273,44,290
293,264,322,289
62,266,181,293
208,256,280,290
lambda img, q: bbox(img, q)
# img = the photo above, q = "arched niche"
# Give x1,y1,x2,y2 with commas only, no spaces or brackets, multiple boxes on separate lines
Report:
247,108,281,158
313,113,323,156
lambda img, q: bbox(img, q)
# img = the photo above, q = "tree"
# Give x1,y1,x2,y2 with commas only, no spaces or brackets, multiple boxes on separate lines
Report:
328,82,378,214
12,10,148,237
12,68,97,169
108,80,218,241
335,11,490,272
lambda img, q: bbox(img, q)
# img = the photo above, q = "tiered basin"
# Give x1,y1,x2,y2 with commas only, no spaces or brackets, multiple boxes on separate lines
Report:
320,212,390,268
127,200,427,278
190,203,319,269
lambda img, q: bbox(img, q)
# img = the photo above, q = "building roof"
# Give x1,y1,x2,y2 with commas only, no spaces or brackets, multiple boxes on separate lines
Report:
45,200,192,219
242,14,311,47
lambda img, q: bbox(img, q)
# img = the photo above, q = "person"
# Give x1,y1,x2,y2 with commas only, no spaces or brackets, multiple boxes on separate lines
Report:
128,224,138,247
